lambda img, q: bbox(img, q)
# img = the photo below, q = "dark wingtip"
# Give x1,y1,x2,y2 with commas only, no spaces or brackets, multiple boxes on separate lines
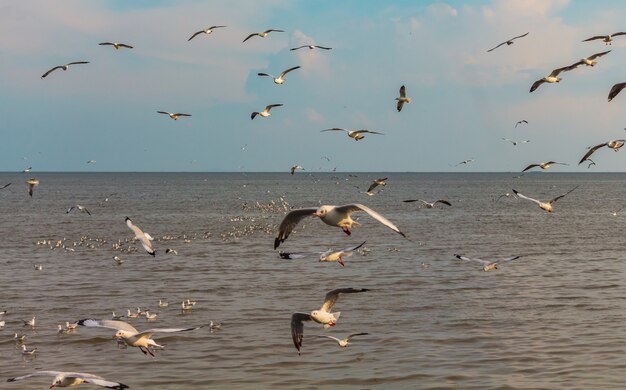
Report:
125,217,130,222
274,237,281,250
149,251,156,257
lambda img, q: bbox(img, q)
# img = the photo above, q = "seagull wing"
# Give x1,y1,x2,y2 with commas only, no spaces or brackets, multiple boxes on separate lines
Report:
321,128,348,133
399,85,406,98
612,32,626,37
274,207,318,249
257,72,275,78
118,44,133,49
209,25,227,30
76,319,139,334
579,143,607,164
499,256,521,263
7,371,64,382
290,46,306,51
522,164,540,172
72,374,128,389
135,326,202,339
366,181,380,193
529,79,546,92
608,82,626,102
188,31,204,41
587,50,611,60
265,103,283,112
0,183,11,190
335,203,406,238
434,200,452,206
550,62,582,77
67,61,90,66
355,130,384,135
337,241,367,253
278,251,321,259
173,113,191,117
280,66,301,78
41,66,63,78
512,189,542,206
291,312,312,354
67,206,76,214
243,33,257,43
265,29,284,33
315,334,342,343
157,111,172,116
402,199,420,203
98,42,114,46
454,254,490,265
487,41,507,52
345,332,370,341
549,186,578,204
582,35,607,42
511,32,530,40
320,288,370,312
397,100,404,112
315,46,332,50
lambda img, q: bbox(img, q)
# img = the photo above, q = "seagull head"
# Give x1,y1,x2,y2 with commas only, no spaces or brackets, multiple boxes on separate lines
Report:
114,330,132,339
314,205,332,218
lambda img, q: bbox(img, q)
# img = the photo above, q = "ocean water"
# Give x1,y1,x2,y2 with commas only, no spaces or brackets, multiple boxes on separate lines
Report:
1,172,626,390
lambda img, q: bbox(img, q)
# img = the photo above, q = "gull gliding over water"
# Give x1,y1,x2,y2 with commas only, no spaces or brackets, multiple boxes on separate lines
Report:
157,111,191,120
257,66,300,84
243,29,284,43
251,104,283,120
67,205,91,215
315,332,369,348
403,199,451,208
583,32,626,45
522,161,568,172
41,62,89,78
321,128,384,141
7,371,128,389
578,139,626,164
98,42,133,49
279,241,366,267
608,82,626,102
395,85,411,112
455,254,521,272
125,217,155,256
188,25,226,41
513,186,578,213
529,63,581,92
290,165,304,175
367,178,387,193
578,50,611,66
486,32,529,52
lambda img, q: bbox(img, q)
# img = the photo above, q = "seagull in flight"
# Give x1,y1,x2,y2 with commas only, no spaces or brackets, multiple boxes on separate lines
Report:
41,61,89,78
495,192,518,202
7,371,128,389
125,217,155,256
98,42,133,49
395,85,411,112
513,186,578,213
315,332,369,348
290,165,304,175
529,62,581,92
279,241,366,267
66,205,91,216
26,178,39,197
257,66,300,85
583,32,626,45
578,139,626,164
321,128,384,141
157,111,191,120
487,32,529,52
243,29,284,43
522,161,568,172
366,178,387,193
290,44,332,51
502,138,530,146
455,254,521,272
403,199,451,208
515,120,528,128
578,50,611,66
251,104,283,120
455,159,474,166
188,25,227,41
608,82,626,102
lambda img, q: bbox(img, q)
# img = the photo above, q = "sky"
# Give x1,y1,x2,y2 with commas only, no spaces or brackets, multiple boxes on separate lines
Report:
1,0,626,172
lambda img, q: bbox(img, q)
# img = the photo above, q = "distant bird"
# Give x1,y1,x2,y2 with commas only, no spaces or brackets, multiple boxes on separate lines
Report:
529,63,581,92
291,288,369,355
290,44,332,51
610,208,622,216
243,29,284,43
125,217,155,256
274,204,406,249
98,42,133,49
144,311,157,320
367,178,387,193
22,166,32,172
578,50,611,66
41,61,89,78
315,332,369,348
0,183,11,190
66,205,91,216
455,159,474,166
209,321,222,331
502,138,530,146
587,159,596,169
26,178,39,197
23,316,36,327
321,128,384,141
86,160,96,164
14,333,26,343
7,371,129,389
522,161,568,172
403,199,451,208
113,256,123,265
608,82,626,102
578,139,626,164
513,186,578,213
20,345,37,356
515,120,528,128
34,265,43,271
455,254,521,272
486,32,529,52
395,85,411,112
495,192,518,202
257,66,300,84
582,32,626,45
290,165,304,175
157,111,191,120
65,321,77,330
165,248,178,255
158,299,169,308
279,241,366,267
187,25,227,41
251,104,283,120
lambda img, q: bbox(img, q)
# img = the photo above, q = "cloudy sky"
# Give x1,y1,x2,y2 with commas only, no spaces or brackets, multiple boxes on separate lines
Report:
1,0,625,172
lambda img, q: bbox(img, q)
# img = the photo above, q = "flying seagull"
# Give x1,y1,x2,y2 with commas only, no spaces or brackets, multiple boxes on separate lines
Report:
98,42,133,49
513,186,578,213
41,61,89,78
251,104,283,120
243,29,284,43
188,25,227,41
291,288,369,355
502,138,530,146
578,139,626,164
157,111,191,120
455,254,521,272
321,128,384,141
515,120,528,128
455,159,474,166
7,371,128,389
495,192,518,202
367,178,387,193
290,44,332,51
578,50,611,66
86,160,96,164
274,204,406,249
315,332,369,348
66,205,91,215
583,32,626,45
403,199,451,208
279,241,366,267
22,166,32,172
26,178,39,197
608,82,626,102
125,217,155,256
290,165,304,175
257,66,300,84
522,161,568,172
529,62,581,92
487,32,529,52
395,85,411,112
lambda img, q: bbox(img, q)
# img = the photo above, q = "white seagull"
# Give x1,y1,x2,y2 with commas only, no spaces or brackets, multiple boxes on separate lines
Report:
487,32,529,52
291,288,369,355
367,178,387,193
455,159,474,166
315,332,369,348
522,161,568,172
513,186,578,213
26,178,39,197
395,85,411,112
125,217,155,256
402,199,451,208
321,128,384,141
41,61,89,78
502,138,530,146
579,50,611,66
66,205,91,215
21,345,37,355
578,139,626,164
608,82,626,102
23,316,36,327
251,104,283,120
455,254,521,272
187,25,227,41
583,32,626,45
98,42,133,49
243,29,284,43
257,66,300,85
515,120,528,128
290,165,304,175
157,111,191,120
274,204,406,249
7,371,128,389
290,44,332,51
529,62,582,92
279,241,366,267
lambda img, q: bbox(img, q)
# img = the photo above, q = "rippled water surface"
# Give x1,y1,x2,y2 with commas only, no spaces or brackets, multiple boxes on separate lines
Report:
1,172,626,390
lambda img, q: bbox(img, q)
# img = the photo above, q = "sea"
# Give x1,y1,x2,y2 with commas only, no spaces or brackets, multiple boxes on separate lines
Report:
1,172,626,390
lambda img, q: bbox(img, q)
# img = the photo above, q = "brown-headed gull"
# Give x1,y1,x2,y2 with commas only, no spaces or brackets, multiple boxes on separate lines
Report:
455,254,521,272
188,26,226,41
67,205,91,215
26,178,39,197
608,82,626,102
257,66,300,85
7,371,128,389
98,42,133,49
251,104,283,120
403,199,451,208
76,318,202,357
157,111,191,120
367,178,387,193
291,288,369,355
274,204,406,249
513,186,578,213
243,29,284,43
41,61,89,78
321,128,384,141
486,32,529,52
125,217,155,256
522,161,568,172
315,332,369,347
578,139,626,164
279,241,366,267
529,63,581,92
395,85,411,112
583,32,626,45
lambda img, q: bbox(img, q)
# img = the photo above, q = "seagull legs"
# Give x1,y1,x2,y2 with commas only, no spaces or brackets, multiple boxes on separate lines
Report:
139,347,156,357
341,227,351,235
337,257,345,267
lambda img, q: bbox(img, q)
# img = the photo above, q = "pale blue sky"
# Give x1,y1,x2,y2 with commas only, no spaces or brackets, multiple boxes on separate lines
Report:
1,0,625,172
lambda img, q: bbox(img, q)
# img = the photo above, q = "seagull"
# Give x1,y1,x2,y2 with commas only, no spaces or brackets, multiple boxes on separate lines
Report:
20,345,37,356
529,62,582,92
187,25,227,41
257,66,300,84
34,264,43,271
579,50,611,66
126,309,139,319
209,321,222,331
587,158,597,169
367,178,387,193
608,82,626,102
291,288,369,355
22,166,32,172
26,178,39,197
502,138,530,146
279,241,366,267
583,32,626,45
66,205,91,215
290,44,332,51
455,254,521,272
403,199,451,208
165,248,178,255
315,332,369,348
113,256,123,265
495,192,518,202
144,311,157,320
157,111,191,120
158,299,169,308
65,321,77,330
578,139,626,164
23,316,36,327
251,104,283,120
610,208,622,216
395,85,411,112
513,186,578,213
455,159,474,166
486,32,529,52
321,128,384,141
290,165,304,175
515,120,529,128
522,161,568,172
76,318,202,357
0,183,9,190
274,204,405,249
125,217,155,256
41,61,89,78
14,333,26,343
7,371,128,389
111,312,124,320
98,42,133,49
243,29,284,43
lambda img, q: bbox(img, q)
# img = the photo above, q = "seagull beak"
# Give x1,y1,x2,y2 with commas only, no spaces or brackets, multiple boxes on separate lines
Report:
50,385,56,389
112,335,118,339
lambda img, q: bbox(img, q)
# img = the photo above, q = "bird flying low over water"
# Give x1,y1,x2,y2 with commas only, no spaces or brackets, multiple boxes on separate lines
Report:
41,61,90,78
515,120,529,128
487,32,529,52
98,42,133,49
321,128,384,141
188,25,226,41
243,29,284,43
279,241,366,267
274,204,406,249
67,205,91,215
529,63,581,92
251,104,283,120
315,332,369,348
578,139,626,164
125,217,155,256
583,32,626,45
26,178,39,197
157,111,191,120
522,161,568,172
257,66,300,84
290,44,332,51
395,85,411,112
513,186,578,213
403,199,451,208
290,165,304,175
608,82,626,102
502,138,530,146
291,288,369,355
367,178,387,193
577,50,611,66
7,371,128,389
455,254,521,272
